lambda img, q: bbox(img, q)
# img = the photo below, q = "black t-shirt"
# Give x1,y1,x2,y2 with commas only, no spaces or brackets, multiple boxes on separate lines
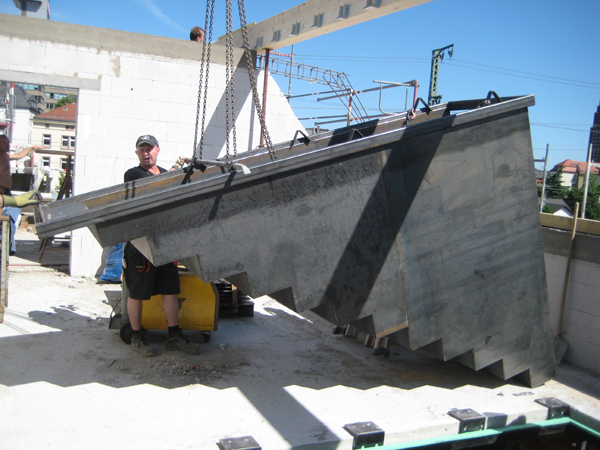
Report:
124,165,167,182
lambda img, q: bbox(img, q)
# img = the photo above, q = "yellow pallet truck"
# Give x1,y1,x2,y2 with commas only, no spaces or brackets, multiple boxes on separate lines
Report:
108,268,219,344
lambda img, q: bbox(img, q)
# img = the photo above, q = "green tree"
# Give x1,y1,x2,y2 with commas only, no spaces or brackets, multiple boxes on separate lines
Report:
565,174,600,220
55,94,77,108
543,168,567,199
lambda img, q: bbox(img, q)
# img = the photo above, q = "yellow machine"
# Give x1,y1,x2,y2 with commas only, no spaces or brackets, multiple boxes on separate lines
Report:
113,270,219,344
139,272,218,332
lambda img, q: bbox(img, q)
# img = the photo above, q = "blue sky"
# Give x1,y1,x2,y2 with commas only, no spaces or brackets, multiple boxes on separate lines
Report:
3,0,599,170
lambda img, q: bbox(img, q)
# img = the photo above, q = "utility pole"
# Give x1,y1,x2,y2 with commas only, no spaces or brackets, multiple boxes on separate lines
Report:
428,44,453,106
535,144,549,213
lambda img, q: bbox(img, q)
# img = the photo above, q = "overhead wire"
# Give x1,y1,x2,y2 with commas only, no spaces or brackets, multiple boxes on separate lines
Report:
288,53,600,90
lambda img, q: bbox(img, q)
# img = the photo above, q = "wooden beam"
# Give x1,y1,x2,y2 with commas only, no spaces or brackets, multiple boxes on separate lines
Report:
219,0,434,54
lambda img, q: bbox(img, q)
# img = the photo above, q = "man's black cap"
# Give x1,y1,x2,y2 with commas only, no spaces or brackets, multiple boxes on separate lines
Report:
136,135,159,148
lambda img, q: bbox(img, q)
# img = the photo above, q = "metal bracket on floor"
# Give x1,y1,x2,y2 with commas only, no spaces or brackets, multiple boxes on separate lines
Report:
217,436,261,450
535,397,571,420
448,408,486,433
343,421,385,449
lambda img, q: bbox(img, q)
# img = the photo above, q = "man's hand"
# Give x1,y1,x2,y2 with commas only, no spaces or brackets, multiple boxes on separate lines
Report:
171,156,187,171
2,190,42,208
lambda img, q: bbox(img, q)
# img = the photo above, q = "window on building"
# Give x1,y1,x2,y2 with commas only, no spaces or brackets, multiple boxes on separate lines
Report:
43,134,51,147
61,136,75,149
338,4,350,19
42,157,51,167
61,158,69,170
46,103,55,109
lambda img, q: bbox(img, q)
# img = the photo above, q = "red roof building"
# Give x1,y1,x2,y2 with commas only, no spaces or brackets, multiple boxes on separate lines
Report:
551,159,600,188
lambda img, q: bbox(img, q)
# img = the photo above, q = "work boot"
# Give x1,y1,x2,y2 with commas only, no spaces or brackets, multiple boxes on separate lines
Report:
165,329,201,354
131,328,154,357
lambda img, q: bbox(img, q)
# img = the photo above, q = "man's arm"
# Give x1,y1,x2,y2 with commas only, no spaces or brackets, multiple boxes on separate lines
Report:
9,145,41,161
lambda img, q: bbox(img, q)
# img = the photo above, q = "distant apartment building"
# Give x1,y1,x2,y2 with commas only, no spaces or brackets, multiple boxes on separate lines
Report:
13,0,51,20
33,102,76,171
17,84,77,113
0,82,41,148
590,101,600,163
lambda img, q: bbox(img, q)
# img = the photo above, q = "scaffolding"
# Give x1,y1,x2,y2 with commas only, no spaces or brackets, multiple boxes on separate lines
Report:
258,52,418,127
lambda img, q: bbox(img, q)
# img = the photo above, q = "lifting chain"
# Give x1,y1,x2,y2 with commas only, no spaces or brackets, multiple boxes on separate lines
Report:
193,0,215,161
224,0,238,168
193,0,277,168
237,0,277,160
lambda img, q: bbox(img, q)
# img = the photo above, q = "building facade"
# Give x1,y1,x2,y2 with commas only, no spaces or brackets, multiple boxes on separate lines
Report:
32,102,76,172
17,84,77,113
551,159,600,188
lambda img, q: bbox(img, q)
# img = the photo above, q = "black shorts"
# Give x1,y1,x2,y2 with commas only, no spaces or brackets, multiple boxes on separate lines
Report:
123,242,180,300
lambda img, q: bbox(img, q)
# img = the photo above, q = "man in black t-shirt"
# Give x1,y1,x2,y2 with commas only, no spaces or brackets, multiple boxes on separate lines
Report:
123,134,199,356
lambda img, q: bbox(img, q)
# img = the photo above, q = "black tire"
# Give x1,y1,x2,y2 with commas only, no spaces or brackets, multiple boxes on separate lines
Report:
120,322,132,345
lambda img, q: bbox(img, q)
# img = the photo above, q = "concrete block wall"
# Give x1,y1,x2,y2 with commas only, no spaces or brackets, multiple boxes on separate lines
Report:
543,229,600,376
0,14,304,276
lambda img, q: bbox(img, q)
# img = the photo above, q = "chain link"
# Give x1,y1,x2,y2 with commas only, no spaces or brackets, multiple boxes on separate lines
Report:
237,0,277,160
224,0,239,168
193,0,215,161
194,0,275,163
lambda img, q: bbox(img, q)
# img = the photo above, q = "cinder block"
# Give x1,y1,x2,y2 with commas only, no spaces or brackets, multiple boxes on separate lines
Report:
72,171,97,194
130,78,152,100
112,77,134,99
177,103,197,125
136,99,160,121
116,97,133,119
137,56,158,81
568,283,600,316
171,83,195,105
176,63,198,85
20,43,45,67
92,51,111,77
119,55,141,79
564,335,599,372
0,37,14,63
126,118,148,141
146,120,169,141
569,260,599,288
107,115,130,140
564,309,596,342
151,80,172,103
78,91,101,117
165,121,193,145
158,101,180,124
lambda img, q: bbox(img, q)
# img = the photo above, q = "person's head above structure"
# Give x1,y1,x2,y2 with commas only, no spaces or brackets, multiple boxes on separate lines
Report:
190,26,205,42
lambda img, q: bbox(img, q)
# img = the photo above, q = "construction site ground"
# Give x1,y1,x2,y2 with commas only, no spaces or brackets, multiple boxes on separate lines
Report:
1,227,599,450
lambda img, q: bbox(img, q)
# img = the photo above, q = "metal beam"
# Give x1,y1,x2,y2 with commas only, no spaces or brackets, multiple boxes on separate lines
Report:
219,0,434,54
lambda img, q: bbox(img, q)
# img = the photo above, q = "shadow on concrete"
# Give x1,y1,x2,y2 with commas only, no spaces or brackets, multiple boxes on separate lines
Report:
10,235,69,274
